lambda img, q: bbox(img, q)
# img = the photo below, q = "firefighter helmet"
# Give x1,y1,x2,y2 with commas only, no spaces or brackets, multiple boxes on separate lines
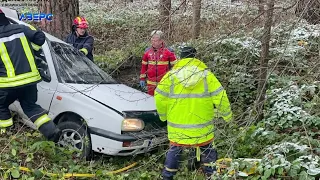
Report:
73,17,89,29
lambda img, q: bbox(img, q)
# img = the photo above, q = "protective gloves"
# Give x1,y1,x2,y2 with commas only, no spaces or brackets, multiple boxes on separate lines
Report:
140,80,145,88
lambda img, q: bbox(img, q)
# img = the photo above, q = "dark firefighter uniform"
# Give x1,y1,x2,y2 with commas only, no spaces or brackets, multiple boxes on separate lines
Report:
0,9,61,142
65,17,94,62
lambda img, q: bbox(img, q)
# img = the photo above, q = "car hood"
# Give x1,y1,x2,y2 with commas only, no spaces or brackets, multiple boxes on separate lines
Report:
64,83,156,112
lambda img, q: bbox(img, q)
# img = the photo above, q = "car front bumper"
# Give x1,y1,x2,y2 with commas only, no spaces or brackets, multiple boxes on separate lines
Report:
89,126,168,156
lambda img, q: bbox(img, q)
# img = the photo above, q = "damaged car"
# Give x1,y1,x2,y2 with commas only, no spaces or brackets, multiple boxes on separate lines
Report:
2,7,168,159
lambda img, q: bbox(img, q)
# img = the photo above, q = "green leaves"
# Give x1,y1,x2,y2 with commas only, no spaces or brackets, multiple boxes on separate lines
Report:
11,149,16,157
277,167,284,175
10,168,20,178
263,168,272,179
307,167,320,176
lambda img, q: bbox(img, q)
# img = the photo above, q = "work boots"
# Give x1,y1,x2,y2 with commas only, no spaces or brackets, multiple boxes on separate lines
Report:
47,128,62,143
160,175,173,180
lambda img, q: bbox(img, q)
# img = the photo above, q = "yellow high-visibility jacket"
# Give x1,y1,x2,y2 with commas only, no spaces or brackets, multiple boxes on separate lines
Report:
0,23,45,88
154,57,233,145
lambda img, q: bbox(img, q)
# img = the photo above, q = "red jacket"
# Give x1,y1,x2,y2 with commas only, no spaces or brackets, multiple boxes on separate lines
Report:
140,46,177,85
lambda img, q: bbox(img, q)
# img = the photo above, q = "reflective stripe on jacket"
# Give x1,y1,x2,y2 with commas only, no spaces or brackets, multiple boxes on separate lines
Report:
140,46,177,84
0,24,45,88
154,58,233,145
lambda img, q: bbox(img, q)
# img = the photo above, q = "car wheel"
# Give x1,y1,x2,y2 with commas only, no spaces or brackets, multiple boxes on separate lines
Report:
56,121,92,159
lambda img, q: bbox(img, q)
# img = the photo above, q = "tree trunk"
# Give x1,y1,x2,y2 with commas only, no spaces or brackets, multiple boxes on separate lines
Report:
255,0,275,121
38,0,79,40
295,0,320,24
192,0,201,39
159,0,172,40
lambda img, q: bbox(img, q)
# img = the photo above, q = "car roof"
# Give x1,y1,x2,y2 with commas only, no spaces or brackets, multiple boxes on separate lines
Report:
0,6,68,45
0,6,19,19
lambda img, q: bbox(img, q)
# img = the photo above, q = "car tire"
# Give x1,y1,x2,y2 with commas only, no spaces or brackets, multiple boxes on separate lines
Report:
56,121,92,160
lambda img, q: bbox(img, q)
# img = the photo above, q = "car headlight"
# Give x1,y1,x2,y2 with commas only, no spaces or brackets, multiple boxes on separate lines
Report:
121,118,145,132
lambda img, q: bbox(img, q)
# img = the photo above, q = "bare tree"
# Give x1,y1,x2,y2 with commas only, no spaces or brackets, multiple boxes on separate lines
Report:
180,0,187,13
159,0,172,40
255,0,275,121
192,0,201,39
38,0,79,40
295,0,320,24
258,0,264,14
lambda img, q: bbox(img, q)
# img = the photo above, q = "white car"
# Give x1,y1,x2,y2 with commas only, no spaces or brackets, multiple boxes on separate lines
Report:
2,7,168,159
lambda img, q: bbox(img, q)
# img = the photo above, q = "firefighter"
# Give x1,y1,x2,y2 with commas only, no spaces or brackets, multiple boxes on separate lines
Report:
65,16,94,62
154,47,233,180
139,30,177,96
0,9,61,143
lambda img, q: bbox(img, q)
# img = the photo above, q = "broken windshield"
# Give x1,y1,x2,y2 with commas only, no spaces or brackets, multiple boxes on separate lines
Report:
49,41,117,84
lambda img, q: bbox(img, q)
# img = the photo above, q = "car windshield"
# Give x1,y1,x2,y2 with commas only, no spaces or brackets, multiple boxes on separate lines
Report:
49,41,117,84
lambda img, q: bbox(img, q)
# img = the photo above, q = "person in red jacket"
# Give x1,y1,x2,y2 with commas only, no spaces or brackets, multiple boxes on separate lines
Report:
139,30,177,96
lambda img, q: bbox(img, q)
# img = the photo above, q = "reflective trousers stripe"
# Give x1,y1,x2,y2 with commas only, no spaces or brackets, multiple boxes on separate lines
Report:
167,120,213,129
142,60,148,65
0,118,13,128
165,166,178,172
203,163,214,166
34,114,51,129
0,42,15,77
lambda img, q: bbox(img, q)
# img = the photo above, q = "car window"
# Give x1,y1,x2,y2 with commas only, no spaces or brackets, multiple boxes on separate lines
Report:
48,41,117,84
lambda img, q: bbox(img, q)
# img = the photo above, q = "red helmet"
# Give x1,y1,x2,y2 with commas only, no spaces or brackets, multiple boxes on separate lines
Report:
73,17,88,29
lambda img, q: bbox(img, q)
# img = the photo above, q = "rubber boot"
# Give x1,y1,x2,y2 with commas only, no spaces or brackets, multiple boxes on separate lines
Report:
47,128,62,143
161,176,173,180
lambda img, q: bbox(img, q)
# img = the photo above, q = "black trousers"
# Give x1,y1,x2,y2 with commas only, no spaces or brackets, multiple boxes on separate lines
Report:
162,143,218,179
0,84,57,139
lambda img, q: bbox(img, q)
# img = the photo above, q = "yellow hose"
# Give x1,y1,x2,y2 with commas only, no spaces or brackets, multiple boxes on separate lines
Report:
1,162,137,178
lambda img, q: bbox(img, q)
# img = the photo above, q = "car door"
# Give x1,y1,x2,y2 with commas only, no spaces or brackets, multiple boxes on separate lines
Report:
34,39,59,111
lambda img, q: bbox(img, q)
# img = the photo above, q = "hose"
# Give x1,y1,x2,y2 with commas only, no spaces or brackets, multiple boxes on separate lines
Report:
0,162,137,178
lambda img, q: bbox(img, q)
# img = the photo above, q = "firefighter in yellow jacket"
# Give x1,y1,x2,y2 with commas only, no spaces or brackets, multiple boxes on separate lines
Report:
154,47,233,180
0,9,61,143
